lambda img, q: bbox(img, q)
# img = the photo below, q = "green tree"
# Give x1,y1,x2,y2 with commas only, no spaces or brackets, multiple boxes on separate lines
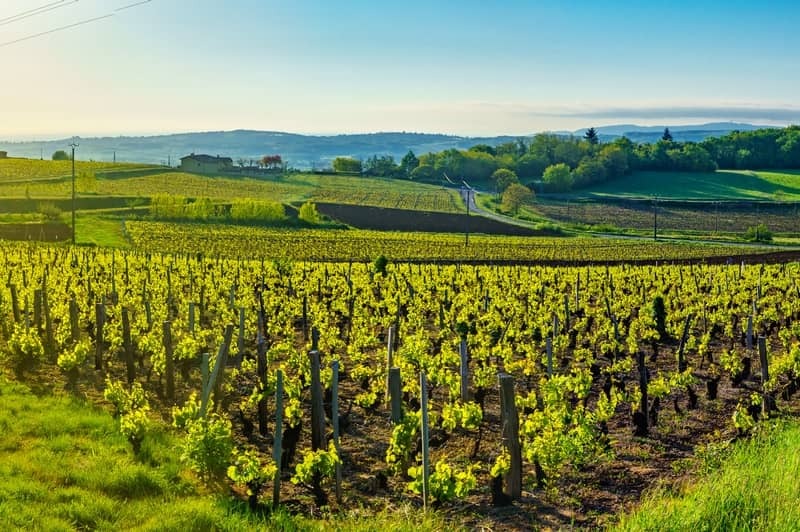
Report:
584,127,599,145
572,158,607,187
515,153,549,179
542,163,574,192
662,127,673,142
400,150,419,178
501,183,534,214
490,168,519,195
332,157,362,174
410,164,436,181
52,150,70,161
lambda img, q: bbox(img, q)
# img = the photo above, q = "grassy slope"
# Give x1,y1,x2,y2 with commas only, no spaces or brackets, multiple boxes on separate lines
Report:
0,376,451,532
572,170,800,200
614,419,800,531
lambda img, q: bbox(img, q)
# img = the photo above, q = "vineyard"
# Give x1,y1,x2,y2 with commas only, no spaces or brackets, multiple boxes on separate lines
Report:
2,242,800,528
124,221,774,264
0,160,464,215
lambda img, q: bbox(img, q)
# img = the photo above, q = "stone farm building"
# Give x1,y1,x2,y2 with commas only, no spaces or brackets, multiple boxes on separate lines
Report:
179,153,233,173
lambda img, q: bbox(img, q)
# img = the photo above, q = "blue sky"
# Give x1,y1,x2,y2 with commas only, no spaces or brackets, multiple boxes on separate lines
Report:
1,0,799,138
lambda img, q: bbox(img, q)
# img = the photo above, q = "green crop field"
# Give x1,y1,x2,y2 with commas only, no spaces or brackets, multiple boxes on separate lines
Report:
569,169,800,200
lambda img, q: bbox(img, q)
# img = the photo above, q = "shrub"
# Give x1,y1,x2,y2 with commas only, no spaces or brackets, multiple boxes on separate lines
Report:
743,224,772,242
373,254,388,276
181,414,234,483
298,201,320,224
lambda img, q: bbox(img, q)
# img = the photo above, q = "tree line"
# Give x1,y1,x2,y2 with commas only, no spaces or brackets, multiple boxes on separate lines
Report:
331,125,800,192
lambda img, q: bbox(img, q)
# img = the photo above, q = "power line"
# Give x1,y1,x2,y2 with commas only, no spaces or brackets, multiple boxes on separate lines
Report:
0,1,66,24
115,0,152,13
0,1,155,49
0,1,79,28
0,13,113,49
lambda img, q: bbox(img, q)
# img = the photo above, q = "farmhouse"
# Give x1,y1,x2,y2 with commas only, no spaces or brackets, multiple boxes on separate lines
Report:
179,153,233,173
0,151,7,159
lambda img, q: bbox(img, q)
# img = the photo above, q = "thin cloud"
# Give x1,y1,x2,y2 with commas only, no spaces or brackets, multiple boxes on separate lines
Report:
528,105,800,123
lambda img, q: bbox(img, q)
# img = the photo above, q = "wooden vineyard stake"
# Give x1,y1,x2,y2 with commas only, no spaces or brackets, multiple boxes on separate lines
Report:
200,324,234,417
460,338,469,401
201,353,210,392
546,337,553,377
163,320,174,401
33,289,42,335
746,315,754,351
389,367,402,423
212,324,234,408
677,314,692,372
499,374,521,499
69,297,80,343
95,302,105,371
420,371,431,511
188,302,196,333
302,294,308,341
272,369,284,508
257,311,269,437
385,325,395,403
758,336,772,416
237,306,245,368
309,328,326,451
331,360,342,503
636,351,649,436
8,283,20,323
122,308,135,384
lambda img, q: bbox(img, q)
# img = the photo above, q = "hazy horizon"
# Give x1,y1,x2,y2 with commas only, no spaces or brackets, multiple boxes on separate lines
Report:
1,1,799,138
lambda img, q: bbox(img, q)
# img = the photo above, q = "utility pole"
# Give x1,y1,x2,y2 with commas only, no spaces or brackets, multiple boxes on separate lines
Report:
70,137,79,245
653,196,658,241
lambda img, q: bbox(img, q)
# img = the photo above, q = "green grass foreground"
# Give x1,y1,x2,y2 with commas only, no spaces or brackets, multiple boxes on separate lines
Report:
0,377,451,531
614,419,800,531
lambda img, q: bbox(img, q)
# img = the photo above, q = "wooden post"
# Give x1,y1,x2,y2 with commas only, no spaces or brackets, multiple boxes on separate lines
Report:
638,351,649,435
420,372,431,511
499,374,522,499
237,306,245,368
208,324,234,412
746,315,753,351
8,283,20,323
309,328,325,451
385,325,395,403
459,338,469,402
302,294,308,341
163,320,174,401
144,300,152,331
272,369,284,508
95,303,105,371
201,353,210,392
563,294,570,330
546,337,553,377
677,314,692,373
69,297,80,343
758,336,771,417
389,367,402,423
257,313,269,437
188,302,196,333
331,360,342,503
122,307,135,384
33,289,42,334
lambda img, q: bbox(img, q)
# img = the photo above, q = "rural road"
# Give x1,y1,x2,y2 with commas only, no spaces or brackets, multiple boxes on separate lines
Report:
460,187,799,250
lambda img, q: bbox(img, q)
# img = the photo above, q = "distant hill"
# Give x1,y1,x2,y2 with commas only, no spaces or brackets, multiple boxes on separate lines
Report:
0,123,776,168
582,122,777,144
